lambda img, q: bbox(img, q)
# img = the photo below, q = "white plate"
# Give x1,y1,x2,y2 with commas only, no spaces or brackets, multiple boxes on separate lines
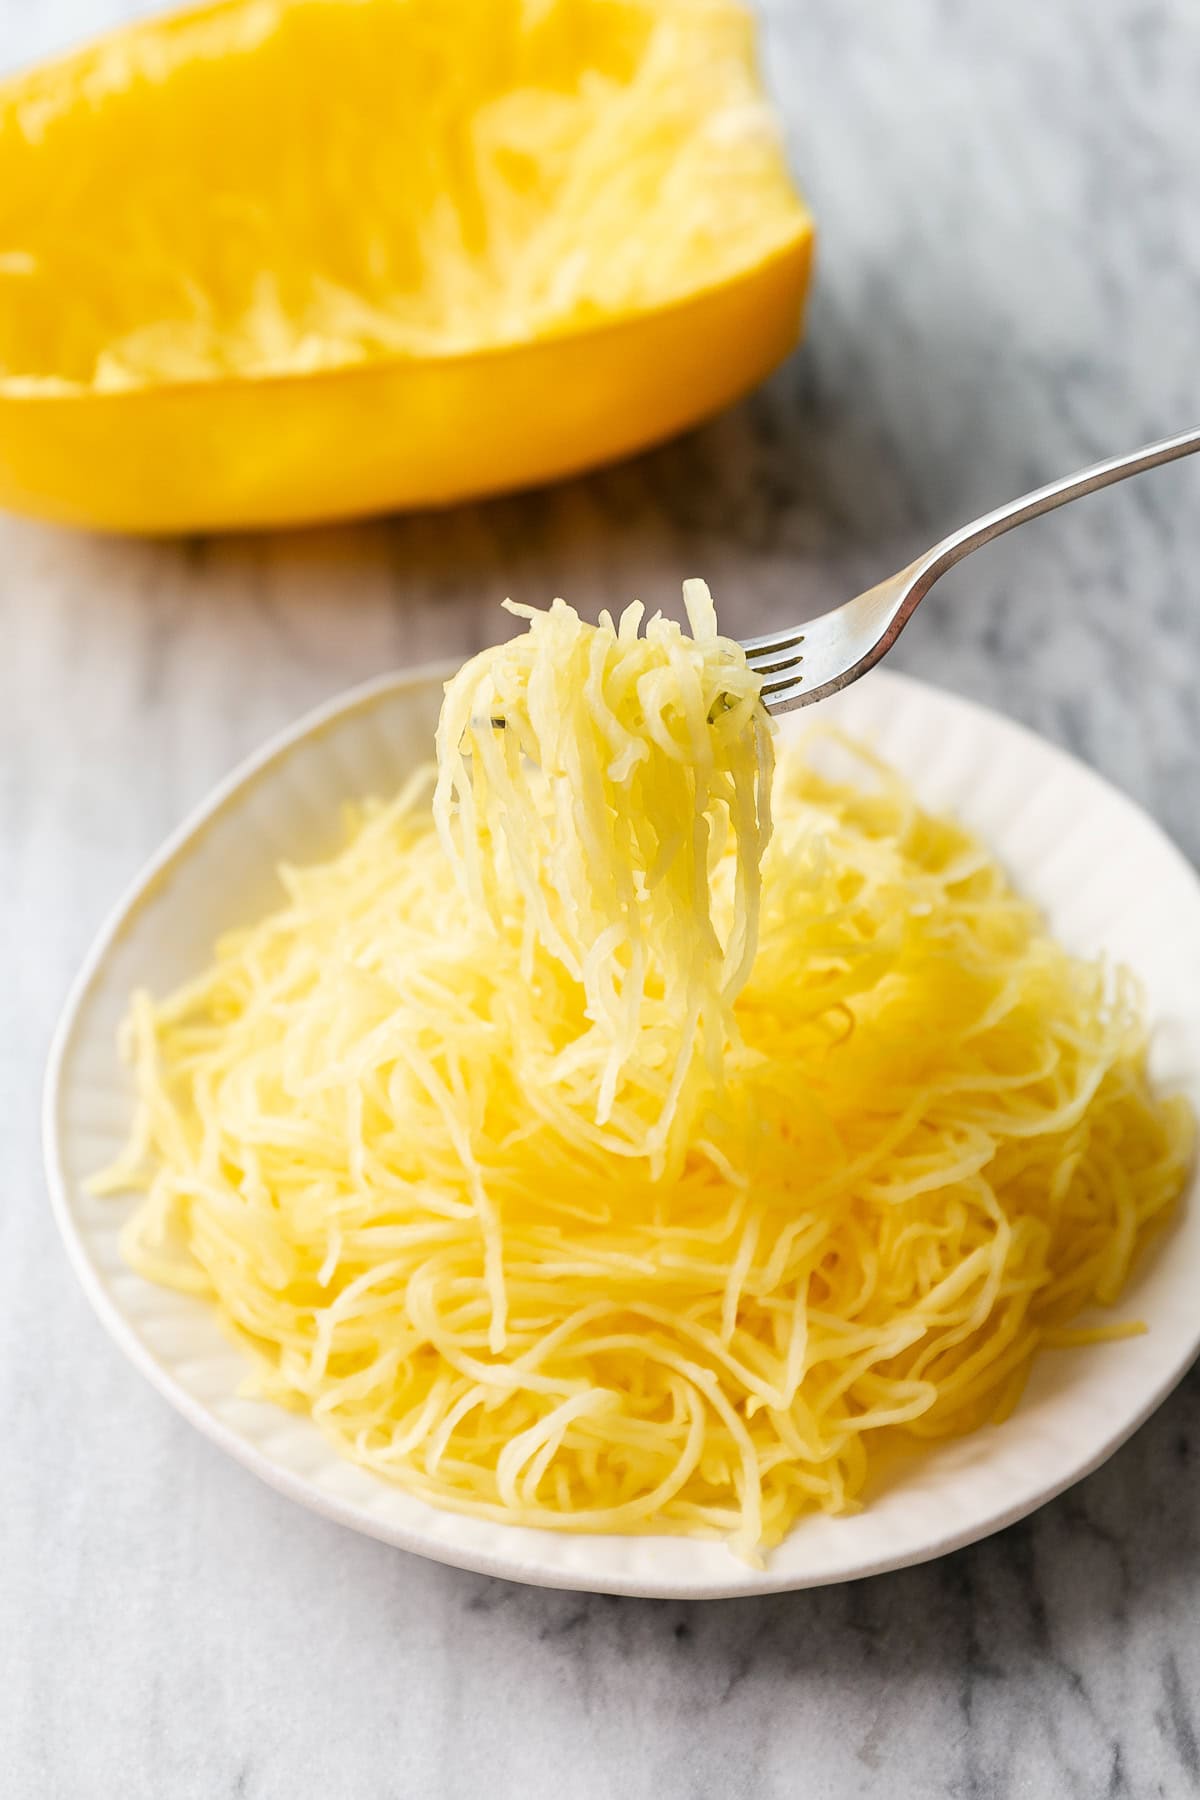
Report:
44,667,1200,1599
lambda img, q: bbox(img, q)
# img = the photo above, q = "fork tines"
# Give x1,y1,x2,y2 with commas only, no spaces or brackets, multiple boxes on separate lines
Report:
741,629,805,708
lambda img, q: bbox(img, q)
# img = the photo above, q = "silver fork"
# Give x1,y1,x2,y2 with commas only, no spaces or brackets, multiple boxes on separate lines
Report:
741,426,1200,713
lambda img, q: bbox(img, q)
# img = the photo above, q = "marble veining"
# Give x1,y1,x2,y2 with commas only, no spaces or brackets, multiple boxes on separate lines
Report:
3,1,1200,1794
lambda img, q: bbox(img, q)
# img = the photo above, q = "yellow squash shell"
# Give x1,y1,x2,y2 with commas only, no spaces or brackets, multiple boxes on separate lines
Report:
0,0,814,532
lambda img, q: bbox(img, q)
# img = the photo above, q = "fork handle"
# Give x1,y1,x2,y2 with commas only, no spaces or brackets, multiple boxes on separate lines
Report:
923,425,1200,584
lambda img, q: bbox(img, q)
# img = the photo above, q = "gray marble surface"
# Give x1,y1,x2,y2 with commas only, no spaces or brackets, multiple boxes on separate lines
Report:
4,1,1200,1795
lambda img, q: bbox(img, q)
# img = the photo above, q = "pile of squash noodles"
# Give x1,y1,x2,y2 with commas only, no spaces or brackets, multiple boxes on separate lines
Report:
94,582,1192,1559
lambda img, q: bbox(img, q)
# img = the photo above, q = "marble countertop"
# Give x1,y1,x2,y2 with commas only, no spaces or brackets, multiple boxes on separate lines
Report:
4,1,1200,1794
